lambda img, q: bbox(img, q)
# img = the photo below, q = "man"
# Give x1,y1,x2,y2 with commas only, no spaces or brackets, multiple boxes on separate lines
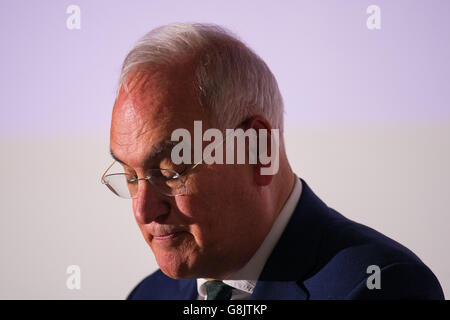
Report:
103,23,444,299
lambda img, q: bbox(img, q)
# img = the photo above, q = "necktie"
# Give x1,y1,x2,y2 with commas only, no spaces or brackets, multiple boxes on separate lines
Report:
204,280,233,300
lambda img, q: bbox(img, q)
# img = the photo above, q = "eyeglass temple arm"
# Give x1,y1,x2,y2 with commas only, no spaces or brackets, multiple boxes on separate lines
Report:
103,121,247,181
181,128,240,177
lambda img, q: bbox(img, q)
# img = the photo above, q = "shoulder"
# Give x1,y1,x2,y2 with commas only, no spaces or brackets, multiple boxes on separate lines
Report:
304,208,444,299
346,261,445,299
127,269,196,300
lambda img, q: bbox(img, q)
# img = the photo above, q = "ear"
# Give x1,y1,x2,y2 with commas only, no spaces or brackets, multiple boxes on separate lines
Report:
242,116,276,187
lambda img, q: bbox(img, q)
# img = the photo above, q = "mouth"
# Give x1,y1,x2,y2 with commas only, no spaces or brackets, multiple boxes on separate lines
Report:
152,231,185,241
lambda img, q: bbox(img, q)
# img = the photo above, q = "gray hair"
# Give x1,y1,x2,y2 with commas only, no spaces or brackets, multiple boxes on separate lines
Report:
119,23,284,131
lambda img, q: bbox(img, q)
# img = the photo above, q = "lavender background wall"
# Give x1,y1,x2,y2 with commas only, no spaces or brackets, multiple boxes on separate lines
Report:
1,0,449,299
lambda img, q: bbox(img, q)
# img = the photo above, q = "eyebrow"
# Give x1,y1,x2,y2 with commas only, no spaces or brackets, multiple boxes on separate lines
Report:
110,139,179,168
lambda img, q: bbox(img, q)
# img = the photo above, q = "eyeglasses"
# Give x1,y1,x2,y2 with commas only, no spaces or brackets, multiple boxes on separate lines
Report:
101,120,248,199
101,161,201,199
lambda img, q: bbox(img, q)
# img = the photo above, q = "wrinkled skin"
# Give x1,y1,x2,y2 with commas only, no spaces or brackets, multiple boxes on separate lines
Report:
110,67,287,279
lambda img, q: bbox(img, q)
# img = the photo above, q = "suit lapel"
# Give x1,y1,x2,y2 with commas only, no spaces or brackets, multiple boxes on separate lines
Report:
177,278,198,300
251,178,331,300
252,280,308,300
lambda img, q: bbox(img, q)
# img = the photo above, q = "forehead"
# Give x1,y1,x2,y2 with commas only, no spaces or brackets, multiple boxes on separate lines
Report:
110,69,206,167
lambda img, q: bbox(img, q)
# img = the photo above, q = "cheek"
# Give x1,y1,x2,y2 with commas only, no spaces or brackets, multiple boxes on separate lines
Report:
131,199,139,222
174,167,253,241
174,195,222,245
173,196,197,219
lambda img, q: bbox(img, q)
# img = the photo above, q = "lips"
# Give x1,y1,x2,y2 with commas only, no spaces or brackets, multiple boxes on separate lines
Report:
152,231,185,241
148,224,188,242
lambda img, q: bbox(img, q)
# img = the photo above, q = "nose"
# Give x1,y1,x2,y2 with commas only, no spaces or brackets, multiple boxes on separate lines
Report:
132,179,170,224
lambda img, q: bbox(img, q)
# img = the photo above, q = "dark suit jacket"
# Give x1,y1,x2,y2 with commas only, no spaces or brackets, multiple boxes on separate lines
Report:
127,179,444,300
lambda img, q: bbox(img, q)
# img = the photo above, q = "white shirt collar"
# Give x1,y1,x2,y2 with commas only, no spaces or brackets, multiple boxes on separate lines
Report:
197,175,302,299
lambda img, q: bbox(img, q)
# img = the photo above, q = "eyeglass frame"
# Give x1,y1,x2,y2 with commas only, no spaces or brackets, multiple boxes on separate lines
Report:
101,120,249,199
100,158,201,198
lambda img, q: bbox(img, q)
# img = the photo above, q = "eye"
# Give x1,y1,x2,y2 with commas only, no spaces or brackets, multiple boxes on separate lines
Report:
160,169,179,179
120,163,136,175
126,175,138,184
159,159,187,175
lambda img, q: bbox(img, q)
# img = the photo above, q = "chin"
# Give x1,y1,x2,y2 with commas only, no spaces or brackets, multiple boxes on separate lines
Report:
158,262,196,279
158,255,230,280
160,267,189,279
155,250,194,279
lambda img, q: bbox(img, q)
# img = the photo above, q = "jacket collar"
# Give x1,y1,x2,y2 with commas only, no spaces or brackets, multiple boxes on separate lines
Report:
251,178,330,299
180,178,330,300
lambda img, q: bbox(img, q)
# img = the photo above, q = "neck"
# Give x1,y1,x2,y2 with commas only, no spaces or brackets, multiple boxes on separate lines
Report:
214,156,296,281
208,153,295,281
268,152,296,223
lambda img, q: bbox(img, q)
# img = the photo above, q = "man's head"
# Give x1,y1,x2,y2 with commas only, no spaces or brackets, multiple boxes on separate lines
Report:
109,23,293,279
